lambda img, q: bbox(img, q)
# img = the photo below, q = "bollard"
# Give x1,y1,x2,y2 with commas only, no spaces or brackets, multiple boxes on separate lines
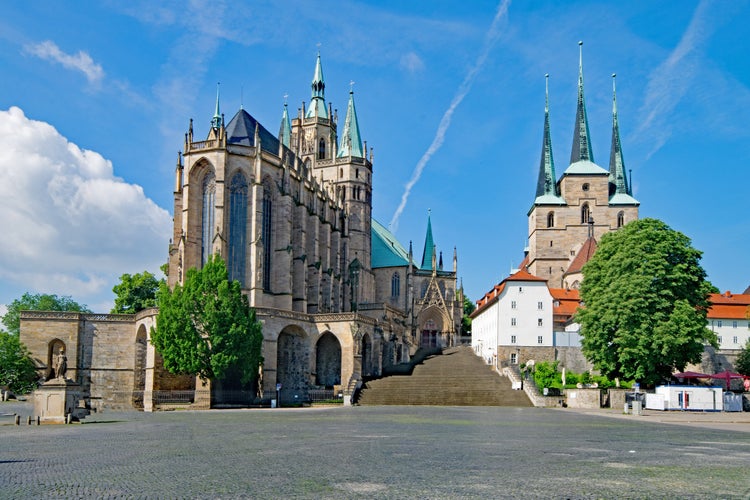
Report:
15,415,20,426
36,416,40,426
66,413,72,424
27,415,31,425
623,402,629,414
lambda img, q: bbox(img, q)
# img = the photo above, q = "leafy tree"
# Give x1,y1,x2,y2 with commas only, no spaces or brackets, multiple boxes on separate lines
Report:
2,293,91,336
111,271,163,314
0,331,38,394
461,294,475,336
576,218,717,387
151,255,263,385
736,339,750,376
533,361,561,390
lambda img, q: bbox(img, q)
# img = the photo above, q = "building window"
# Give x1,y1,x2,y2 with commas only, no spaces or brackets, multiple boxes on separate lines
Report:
581,203,590,224
201,171,216,266
718,336,722,344
262,181,273,291
617,211,625,228
538,336,543,344
582,183,589,192
511,335,516,344
228,172,248,286
538,318,543,327
318,138,326,159
511,300,517,309
538,301,543,310
391,273,400,298
547,211,554,228
718,320,723,328
510,353,517,364
733,321,738,328
519,287,523,293
733,336,738,344
511,318,517,327
421,281,428,298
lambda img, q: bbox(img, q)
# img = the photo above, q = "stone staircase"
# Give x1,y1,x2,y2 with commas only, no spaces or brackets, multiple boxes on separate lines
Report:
356,346,532,406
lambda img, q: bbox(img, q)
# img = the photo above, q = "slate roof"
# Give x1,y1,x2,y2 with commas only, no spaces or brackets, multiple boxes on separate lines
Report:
371,219,410,268
225,109,281,154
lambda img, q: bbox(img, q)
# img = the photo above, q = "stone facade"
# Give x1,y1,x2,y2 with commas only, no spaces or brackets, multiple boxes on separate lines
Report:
20,54,462,410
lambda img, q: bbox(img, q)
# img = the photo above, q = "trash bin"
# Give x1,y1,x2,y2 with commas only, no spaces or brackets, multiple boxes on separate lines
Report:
632,400,642,415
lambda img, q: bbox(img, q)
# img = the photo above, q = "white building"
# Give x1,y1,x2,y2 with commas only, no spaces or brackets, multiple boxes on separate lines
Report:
707,291,750,351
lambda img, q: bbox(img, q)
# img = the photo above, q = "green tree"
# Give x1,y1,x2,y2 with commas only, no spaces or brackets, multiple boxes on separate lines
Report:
736,339,750,376
461,294,476,336
0,331,39,394
576,218,717,387
111,271,163,314
151,255,263,385
2,293,91,336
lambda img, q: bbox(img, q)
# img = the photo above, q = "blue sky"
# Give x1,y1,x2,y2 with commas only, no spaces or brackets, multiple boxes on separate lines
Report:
0,0,748,314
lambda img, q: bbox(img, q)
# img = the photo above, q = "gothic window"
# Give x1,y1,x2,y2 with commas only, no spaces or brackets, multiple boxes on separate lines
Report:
617,211,625,228
581,203,590,224
391,272,400,298
201,172,216,266
318,138,326,159
262,181,273,291
421,281,428,298
228,173,248,286
547,211,555,228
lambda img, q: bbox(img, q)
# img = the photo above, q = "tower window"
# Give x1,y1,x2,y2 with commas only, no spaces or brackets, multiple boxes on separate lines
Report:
617,211,625,228
547,211,554,228
581,203,590,224
582,183,590,192
318,138,326,159
391,273,400,298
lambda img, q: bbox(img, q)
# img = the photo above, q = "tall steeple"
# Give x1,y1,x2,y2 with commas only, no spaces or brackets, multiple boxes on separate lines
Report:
570,41,594,164
279,98,291,148
420,210,435,270
211,82,222,130
305,52,329,119
336,86,364,158
534,74,565,205
608,74,639,205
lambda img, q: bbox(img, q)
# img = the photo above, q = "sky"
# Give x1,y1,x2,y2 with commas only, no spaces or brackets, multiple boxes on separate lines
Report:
1,0,749,314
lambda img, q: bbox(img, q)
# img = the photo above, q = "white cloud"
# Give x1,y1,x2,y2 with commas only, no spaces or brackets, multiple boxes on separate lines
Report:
400,52,425,74
0,107,172,308
24,40,105,86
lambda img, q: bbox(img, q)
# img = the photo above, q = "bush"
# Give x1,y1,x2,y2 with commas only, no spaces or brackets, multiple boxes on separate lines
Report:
534,361,561,390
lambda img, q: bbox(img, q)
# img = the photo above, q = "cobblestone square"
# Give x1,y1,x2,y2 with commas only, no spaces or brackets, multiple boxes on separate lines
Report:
2,403,750,498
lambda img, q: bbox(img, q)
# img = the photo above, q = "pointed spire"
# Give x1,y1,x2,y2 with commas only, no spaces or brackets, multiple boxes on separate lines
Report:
535,74,564,205
570,42,594,164
305,52,329,119
336,86,364,158
421,210,435,270
608,74,628,195
211,82,222,130
279,96,292,148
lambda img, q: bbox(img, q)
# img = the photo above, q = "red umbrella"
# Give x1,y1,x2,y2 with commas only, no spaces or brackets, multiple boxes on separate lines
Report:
673,371,710,379
709,371,745,390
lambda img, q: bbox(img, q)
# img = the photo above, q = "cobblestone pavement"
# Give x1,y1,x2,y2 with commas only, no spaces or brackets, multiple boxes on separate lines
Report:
2,401,750,499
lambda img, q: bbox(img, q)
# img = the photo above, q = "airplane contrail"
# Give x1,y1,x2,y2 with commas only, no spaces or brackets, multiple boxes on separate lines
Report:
389,0,511,232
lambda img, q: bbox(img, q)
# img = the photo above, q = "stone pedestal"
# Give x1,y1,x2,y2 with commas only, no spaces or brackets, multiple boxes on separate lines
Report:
34,379,82,424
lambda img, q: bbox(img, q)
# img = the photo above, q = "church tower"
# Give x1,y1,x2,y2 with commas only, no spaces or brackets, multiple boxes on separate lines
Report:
526,43,639,288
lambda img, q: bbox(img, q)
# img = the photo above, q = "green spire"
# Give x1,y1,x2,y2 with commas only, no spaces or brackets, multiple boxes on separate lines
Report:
609,74,628,195
420,210,435,270
211,82,221,130
535,75,565,205
337,87,364,158
305,52,329,119
279,98,291,148
570,42,594,164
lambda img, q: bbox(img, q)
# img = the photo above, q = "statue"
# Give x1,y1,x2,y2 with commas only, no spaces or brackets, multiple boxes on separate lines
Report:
53,349,67,380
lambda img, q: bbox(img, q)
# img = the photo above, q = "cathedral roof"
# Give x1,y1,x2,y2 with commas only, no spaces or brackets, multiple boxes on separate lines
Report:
336,90,364,158
305,53,329,119
279,102,291,149
225,109,281,154
420,213,435,270
564,159,608,175
371,219,410,268
608,74,640,206
569,42,594,167
565,236,597,276
534,74,565,206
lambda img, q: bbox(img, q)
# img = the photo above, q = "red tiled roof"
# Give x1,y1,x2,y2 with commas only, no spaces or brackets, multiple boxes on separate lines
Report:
505,267,547,282
550,288,580,317
707,292,750,320
471,269,546,317
564,236,597,276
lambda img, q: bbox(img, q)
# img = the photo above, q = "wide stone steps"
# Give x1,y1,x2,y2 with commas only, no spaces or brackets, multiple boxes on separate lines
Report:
357,346,532,406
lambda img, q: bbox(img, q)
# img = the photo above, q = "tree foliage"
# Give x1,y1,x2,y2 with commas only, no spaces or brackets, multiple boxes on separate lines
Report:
2,293,92,336
0,331,38,394
576,218,717,386
736,339,750,376
151,255,263,385
462,294,476,336
111,271,163,314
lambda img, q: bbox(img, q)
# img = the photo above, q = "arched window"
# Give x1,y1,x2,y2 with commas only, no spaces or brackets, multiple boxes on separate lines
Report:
318,138,326,159
228,173,248,286
421,281,428,298
262,181,273,291
201,172,216,265
617,211,625,228
580,203,590,224
547,211,555,228
391,273,400,298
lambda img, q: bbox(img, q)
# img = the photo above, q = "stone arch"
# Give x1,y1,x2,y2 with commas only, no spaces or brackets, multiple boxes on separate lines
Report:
133,325,147,408
46,339,66,380
361,333,373,377
276,325,310,402
418,307,446,349
315,332,341,388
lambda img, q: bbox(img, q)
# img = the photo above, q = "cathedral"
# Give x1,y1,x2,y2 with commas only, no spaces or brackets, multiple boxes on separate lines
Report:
20,54,462,410
525,42,639,288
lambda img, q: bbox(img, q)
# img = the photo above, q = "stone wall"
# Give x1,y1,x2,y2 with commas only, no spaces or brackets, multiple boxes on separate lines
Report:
564,388,601,409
